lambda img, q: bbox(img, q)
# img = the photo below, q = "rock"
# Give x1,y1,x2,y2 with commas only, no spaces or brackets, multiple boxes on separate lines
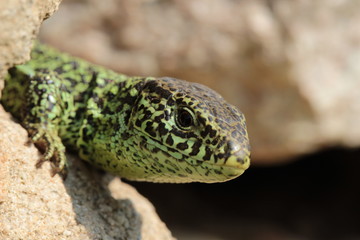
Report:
40,0,360,164
0,0,60,74
0,1,175,239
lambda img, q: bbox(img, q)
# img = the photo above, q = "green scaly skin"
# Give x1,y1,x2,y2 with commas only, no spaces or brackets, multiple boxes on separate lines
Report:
1,42,251,183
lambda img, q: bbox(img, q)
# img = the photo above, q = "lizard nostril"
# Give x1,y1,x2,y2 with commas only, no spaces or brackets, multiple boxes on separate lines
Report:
223,141,241,156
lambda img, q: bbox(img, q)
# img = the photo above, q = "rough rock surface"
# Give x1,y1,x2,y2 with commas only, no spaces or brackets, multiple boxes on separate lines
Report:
0,0,60,75
0,1,174,239
40,0,360,164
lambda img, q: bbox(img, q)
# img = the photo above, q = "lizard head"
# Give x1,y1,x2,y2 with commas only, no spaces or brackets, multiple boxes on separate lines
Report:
127,77,250,183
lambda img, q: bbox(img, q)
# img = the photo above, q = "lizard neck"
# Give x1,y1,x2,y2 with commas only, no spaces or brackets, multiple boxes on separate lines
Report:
75,76,151,164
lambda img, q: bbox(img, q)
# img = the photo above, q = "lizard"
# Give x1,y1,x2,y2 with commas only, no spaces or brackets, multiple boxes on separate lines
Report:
1,42,251,183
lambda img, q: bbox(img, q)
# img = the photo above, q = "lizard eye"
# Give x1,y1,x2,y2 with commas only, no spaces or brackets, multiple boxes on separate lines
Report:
176,107,195,130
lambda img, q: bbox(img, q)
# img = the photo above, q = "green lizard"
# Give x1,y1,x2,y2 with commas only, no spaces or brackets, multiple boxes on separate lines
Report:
1,42,250,183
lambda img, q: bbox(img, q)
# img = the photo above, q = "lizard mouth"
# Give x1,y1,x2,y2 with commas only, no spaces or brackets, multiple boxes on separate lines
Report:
135,132,250,183
142,133,250,169
135,122,250,165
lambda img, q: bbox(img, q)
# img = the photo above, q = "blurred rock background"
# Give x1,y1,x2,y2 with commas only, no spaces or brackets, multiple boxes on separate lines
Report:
2,0,360,239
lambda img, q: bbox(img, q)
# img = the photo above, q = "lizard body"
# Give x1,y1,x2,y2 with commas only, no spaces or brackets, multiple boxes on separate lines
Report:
1,42,250,183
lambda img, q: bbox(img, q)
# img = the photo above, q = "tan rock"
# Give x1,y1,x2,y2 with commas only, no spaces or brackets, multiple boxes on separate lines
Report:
0,0,60,74
40,0,360,163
